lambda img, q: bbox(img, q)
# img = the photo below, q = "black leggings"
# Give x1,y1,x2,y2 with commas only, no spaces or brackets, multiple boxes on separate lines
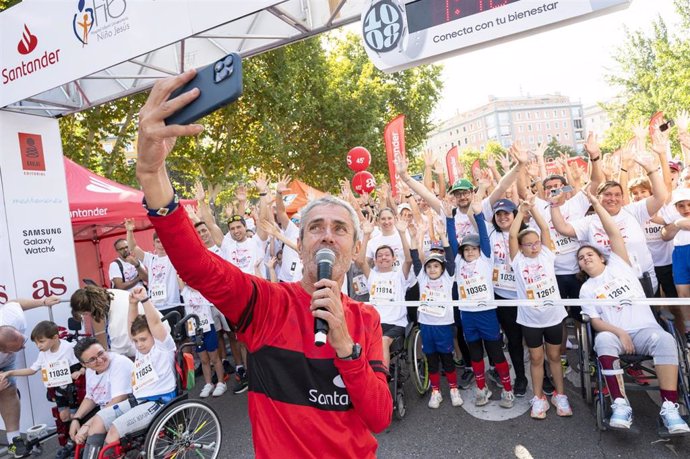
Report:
453,308,471,363
427,352,455,374
467,339,506,364
495,296,525,380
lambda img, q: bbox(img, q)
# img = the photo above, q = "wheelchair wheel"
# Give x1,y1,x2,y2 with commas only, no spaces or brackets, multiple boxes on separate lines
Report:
595,396,607,431
673,327,690,415
144,400,221,458
394,387,406,420
408,326,429,395
578,321,593,404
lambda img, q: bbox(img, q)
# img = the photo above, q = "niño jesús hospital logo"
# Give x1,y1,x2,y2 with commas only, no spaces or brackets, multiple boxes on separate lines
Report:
72,0,95,45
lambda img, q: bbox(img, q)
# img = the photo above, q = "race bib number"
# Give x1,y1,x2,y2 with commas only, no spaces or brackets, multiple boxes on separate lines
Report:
526,277,557,302
352,274,368,296
132,354,159,392
492,264,516,291
418,302,447,318
370,279,395,301
595,278,632,310
41,359,72,388
645,222,663,242
149,283,167,302
187,308,212,335
459,275,490,300
553,234,578,255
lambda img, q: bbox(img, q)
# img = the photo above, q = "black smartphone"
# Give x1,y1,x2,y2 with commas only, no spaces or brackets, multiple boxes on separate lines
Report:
659,119,675,132
164,53,243,125
550,185,574,196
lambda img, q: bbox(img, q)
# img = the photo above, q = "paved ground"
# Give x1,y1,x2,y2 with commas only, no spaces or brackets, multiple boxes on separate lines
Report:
5,350,690,458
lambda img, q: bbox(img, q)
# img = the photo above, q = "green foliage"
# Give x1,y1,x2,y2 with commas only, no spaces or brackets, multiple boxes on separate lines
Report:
56,32,443,200
603,3,690,155
544,138,576,160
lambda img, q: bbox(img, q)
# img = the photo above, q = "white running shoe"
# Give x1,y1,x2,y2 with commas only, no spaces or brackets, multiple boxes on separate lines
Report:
660,400,690,434
474,387,492,406
530,396,549,419
551,393,573,417
450,388,464,407
500,390,515,409
428,390,442,409
212,382,227,397
609,398,633,429
199,383,214,399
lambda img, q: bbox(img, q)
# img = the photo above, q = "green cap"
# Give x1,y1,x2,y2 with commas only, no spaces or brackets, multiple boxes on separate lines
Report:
448,178,474,193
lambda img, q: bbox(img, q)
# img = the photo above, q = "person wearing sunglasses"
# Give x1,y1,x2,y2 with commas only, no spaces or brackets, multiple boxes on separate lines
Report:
509,196,571,420
68,337,133,458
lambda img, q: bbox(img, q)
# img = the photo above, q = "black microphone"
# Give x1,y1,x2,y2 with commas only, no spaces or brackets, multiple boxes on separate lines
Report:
314,248,335,346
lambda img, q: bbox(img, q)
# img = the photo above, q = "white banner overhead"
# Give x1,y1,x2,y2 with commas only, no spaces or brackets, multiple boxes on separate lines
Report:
0,0,285,107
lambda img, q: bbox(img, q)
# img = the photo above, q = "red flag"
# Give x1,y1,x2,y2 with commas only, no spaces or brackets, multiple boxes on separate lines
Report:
445,146,459,185
384,115,406,197
471,159,481,180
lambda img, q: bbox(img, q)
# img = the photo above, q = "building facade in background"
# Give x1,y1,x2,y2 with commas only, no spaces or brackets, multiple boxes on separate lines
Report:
425,94,585,157
583,103,613,141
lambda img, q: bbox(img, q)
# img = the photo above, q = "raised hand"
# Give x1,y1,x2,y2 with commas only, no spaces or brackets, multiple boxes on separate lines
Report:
252,173,269,194
486,154,497,171
677,110,689,133
395,218,408,233
235,184,248,202
651,123,670,156
433,160,446,178
632,119,648,142
440,196,454,217
433,215,447,238
423,149,434,168
136,70,204,176
584,131,601,160
258,219,279,237
394,155,410,178
124,218,135,232
534,141,547,159
276,174,292,194
193,180,206,202
184,204,200,223
632,152,659,173
224,202,235,218
518,194,536,214
526,161,540,178
509,140,529,165
498,152,512,172
361,213,375,236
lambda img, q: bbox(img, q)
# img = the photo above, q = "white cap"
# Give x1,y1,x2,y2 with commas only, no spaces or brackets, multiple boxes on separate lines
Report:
314,331,328,346
397,203,412,214
671,187,690,206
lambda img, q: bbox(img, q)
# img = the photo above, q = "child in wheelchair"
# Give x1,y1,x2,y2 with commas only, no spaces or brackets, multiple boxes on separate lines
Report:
578,187,690,434
75,286,178,457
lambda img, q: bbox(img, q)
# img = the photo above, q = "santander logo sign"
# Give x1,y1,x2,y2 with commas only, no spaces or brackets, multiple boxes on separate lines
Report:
2,23,61,86
17,24,38,55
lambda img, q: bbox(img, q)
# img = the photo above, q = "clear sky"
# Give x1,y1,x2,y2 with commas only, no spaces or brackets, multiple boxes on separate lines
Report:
432,0,681,122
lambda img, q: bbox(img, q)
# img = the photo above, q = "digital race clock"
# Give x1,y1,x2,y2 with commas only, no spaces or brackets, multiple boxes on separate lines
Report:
361,0,632,73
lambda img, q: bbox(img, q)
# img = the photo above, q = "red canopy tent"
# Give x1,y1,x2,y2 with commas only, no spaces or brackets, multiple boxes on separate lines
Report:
65,157,194,287
284,180,326,215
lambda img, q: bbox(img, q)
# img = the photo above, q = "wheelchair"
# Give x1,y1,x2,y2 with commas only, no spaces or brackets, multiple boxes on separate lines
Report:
387,323,428,420
578,308,690,436
74,313,223,458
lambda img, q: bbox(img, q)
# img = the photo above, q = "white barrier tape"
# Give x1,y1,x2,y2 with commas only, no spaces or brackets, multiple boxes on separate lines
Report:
365,298,690,307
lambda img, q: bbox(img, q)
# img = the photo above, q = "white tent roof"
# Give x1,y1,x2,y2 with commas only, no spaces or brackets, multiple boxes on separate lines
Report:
1,0,364,118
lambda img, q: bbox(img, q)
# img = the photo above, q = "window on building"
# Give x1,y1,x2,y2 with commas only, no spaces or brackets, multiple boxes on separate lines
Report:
536,123,541,131
538,135,543,142
527,112,531,119
519,125,524,133
517,113,522,120
529,136,534,144
498,112,510,124
544,111,549,118
561,109,566,117
528,124,533,131
564,132,569,139
574,119,583,129
553,110,558,118
463,126,467,133
562,121,567,129
556,133,560,141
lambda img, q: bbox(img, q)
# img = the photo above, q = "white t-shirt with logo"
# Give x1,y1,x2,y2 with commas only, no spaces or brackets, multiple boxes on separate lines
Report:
570,201,656,289
85,352,133,407
488,229,517,299
660,203,690,247
454,210,477,244
278,221,303,282
580,253,658,332
366,232,405,271
221,234,266,275
533,192,589,275
108,258,143,291
367,269,416,327
132,334,176,399
30,340,80,388
0,302,26,368
143,252,180,310
180,286,214,334
417,271,455,326
455,254,495,312
643,218,673,266
511,247,566,328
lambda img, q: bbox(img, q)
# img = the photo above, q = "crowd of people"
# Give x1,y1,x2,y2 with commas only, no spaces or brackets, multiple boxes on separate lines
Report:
2,70,690,457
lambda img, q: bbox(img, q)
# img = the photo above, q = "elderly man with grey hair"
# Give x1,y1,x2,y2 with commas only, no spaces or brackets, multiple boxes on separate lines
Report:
134,70,391,459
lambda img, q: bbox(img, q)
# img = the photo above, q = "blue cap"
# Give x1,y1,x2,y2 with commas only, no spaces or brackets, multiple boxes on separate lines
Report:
429,240,444,251
492,199,517,213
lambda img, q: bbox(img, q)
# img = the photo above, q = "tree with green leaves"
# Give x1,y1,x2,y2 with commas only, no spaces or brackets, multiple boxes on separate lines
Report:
602,0,690,155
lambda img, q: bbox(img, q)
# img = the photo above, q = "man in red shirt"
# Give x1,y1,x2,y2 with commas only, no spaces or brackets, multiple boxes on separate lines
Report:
135,70,392,458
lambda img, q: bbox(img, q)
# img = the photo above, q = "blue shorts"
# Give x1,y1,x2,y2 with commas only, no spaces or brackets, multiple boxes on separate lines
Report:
195,325,218,353
672,245,690,285
420,324,455,355
0,354,17,388
460,309,501,343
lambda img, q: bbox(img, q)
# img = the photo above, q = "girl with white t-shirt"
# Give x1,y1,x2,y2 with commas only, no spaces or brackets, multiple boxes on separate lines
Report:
578,189,689,434
509,198,571,420
357,216,415,368
89,286,179,449
410,218,462,409
365,208,405,270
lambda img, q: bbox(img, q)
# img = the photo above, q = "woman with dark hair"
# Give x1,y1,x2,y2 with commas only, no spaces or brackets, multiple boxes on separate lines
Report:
578,188,689,434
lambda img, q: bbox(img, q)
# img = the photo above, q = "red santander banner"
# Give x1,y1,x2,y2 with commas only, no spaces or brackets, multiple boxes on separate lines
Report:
384,114,406,197
445,146,459,185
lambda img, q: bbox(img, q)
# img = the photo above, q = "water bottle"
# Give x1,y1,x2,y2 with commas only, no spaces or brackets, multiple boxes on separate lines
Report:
113,404,124,417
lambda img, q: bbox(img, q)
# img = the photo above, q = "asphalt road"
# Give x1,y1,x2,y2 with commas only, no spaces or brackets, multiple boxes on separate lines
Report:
9,346,690,458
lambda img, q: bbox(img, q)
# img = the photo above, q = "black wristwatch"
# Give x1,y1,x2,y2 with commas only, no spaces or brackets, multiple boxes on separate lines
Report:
338,343,362,361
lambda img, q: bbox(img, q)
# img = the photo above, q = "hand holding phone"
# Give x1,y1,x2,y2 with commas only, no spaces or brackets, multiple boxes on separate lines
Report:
550,185,574,197
164,53,243,126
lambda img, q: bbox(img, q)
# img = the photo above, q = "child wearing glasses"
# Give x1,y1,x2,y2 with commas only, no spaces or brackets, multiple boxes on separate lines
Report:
509,197,571,420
